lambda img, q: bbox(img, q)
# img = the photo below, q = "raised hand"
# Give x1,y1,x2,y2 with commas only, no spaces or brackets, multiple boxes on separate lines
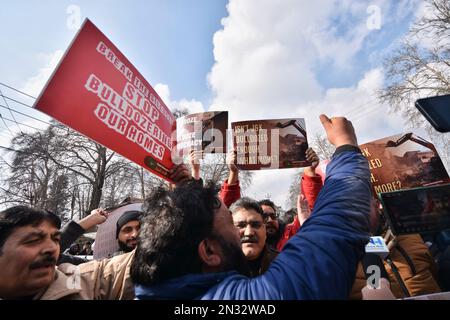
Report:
320,114,357,148
78,208,109,231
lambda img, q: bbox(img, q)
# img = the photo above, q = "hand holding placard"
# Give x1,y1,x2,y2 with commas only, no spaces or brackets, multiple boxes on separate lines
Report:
169,164,193,187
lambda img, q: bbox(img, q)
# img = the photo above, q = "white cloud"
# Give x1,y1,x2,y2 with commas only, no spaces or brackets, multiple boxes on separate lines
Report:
20,50,64,98
242,168,299,210
239,68,407,208
298,68,407,144
154,83,205,115
207,1,414,209
207,0,395,124
1,50,57,148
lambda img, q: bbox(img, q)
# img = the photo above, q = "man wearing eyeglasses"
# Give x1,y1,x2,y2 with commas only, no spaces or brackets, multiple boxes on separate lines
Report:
258,199,284,251
230,197,278,277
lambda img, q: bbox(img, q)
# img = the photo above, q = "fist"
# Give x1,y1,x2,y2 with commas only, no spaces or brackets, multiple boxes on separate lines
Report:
88,208,108,225
79,208,109,230
226,149,238,173
169,163,193,185
319,114,357,148
189,149,203,165
305,147,319,170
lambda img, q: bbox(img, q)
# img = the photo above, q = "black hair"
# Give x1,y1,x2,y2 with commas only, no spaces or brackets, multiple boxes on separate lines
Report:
283,208,297,224
230,197,264,216
0,206,61,254
258,199,276,211
130,181,221,286
116,210,142,239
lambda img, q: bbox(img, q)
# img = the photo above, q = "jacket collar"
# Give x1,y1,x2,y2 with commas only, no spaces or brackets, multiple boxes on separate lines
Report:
34,268,82,300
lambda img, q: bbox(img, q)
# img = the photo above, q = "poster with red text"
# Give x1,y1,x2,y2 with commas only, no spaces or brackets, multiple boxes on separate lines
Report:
34,19,176,180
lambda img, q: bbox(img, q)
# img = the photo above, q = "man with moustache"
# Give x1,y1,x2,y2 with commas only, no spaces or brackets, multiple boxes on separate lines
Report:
230,197,278,277
0,163,194,300
0,205,134,300
132,115,373,300
0,206,62,300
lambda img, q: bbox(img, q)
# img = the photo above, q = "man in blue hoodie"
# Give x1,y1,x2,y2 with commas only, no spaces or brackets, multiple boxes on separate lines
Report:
131,114,371,299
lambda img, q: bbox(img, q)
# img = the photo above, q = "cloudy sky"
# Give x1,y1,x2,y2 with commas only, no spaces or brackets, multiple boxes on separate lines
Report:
0,0,431,209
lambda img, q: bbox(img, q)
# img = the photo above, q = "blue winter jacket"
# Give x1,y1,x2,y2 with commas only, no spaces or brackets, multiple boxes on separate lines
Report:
135,148,371,300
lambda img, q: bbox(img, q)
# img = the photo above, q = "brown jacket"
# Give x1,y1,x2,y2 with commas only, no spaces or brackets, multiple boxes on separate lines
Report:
34,250,135,300
350,234,441,299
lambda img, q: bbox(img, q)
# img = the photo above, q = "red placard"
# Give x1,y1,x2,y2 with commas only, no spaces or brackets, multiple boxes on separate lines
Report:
34,19,176,180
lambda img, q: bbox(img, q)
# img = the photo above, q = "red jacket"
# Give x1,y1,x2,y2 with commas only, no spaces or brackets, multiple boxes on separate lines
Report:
220,180,241,208
276,174,323,251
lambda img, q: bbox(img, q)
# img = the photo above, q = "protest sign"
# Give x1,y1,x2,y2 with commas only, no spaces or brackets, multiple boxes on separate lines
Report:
231,118,310,170
176,111,228,156
34,19,176,181
359,132,449,194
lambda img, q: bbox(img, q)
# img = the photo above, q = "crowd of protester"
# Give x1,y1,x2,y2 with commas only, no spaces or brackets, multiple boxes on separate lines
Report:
0,114,449,300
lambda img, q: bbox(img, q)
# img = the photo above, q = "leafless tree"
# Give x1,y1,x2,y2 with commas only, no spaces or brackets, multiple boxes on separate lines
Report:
378,0,450,170
286,169,302,209
190,153,254,190
284,133,333,208
309,132,335,160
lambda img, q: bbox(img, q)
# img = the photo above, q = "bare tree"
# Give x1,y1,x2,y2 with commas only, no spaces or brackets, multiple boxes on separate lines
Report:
309,133,335,160
46,173,70,218
192,153,254,190
41,124,127,216
378,0,450,170
1,123,137,218
284,134,333,208
172,107,190,119
5,131,56,208
286,169,302,209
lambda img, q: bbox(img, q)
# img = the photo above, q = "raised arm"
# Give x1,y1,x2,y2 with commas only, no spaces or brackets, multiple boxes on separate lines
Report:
208,115,371,300
219,149,241,207
188,149,203,181
59,208,108,252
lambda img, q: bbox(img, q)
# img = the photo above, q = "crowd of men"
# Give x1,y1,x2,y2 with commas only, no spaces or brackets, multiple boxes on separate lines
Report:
0,114,448,300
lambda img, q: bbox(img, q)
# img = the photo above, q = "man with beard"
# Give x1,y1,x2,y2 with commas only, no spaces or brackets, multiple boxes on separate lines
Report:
116,210,142,254
131,114,373,299
230,197,278,277
258,199,284,250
